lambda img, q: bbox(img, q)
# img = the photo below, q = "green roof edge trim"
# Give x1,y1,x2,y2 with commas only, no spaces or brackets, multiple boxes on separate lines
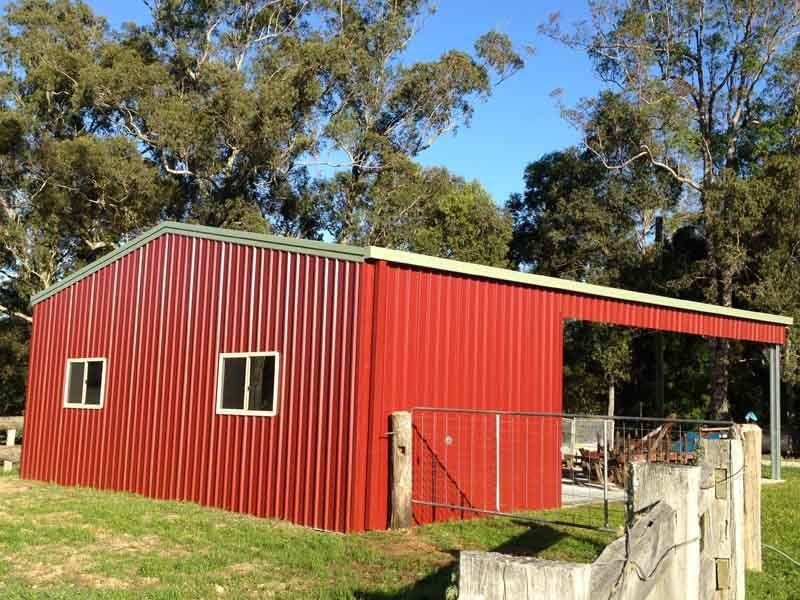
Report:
366,246,794,327
30,221,367,305
31,221,793,327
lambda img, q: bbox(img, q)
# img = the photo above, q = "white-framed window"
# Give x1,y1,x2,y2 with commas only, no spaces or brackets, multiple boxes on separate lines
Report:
216,352,279,416
63,358,107,409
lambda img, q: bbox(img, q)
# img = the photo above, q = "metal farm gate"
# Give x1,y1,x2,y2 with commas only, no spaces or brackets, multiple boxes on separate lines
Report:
411,407,561,525
410,407,734,531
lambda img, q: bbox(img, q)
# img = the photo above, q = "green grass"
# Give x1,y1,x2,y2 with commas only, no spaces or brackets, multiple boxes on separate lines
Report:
747,467,800,600
0,464,19,477
0,474,617,599
1,468,794,599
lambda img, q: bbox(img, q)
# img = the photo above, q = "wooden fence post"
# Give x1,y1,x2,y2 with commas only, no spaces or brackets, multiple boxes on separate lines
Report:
3,427,15,473
390,411,413,529
741,424,762,572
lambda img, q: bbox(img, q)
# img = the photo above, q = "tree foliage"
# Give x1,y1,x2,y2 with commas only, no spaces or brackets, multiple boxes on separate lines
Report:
324,160,512,265
542,0,800,417
0,0,520,414
508,140,681,285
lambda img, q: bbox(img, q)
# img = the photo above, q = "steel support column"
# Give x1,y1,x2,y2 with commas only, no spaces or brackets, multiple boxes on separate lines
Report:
770,344,782,481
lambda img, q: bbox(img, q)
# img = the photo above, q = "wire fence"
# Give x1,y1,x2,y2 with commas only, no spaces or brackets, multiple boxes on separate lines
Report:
410,407,733,531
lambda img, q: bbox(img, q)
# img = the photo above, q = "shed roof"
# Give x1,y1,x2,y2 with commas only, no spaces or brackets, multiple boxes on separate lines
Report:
31,221,793,327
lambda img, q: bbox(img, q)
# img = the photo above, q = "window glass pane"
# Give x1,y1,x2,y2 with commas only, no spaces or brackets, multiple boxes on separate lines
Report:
248,355,276,412
67,362,85,405
221,357,246,410
84,361,104,405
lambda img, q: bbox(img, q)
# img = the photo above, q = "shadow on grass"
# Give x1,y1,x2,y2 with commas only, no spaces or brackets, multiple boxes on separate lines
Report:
353,520,607,600
352,564,456,600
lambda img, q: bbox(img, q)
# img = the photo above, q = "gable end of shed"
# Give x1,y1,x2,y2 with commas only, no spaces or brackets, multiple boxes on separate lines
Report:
31,222,368,305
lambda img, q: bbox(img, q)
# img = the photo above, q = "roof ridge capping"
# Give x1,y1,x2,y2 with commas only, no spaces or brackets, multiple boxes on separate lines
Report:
30,221,368,305
158,221,367,259
366,246,794,327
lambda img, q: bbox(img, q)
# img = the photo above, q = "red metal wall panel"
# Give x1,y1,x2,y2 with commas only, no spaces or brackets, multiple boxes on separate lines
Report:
355,261,787,529
562,293,787,345
357,262,565,529
21,234,362,532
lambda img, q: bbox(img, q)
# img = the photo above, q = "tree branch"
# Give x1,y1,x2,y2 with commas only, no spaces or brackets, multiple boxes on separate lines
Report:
0,304,32,324
584,140,703,192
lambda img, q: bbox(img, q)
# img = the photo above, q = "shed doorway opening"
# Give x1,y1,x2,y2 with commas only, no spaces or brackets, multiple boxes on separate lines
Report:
563,319,784,479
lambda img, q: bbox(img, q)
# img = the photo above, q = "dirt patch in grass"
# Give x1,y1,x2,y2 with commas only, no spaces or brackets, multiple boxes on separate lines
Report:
364,530,449,561
222,562,260,575
30,510,82,523
210,564,314,599
248,575,314,597
7,552,83,586
7,550,141,590
95,531,178,555
5,531,180,590
0,476,29,495
356,531,455,593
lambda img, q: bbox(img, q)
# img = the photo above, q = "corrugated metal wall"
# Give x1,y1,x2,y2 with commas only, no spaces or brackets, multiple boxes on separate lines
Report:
21,233,362,532
356,261,787,529
21,232,788,533
562,293,786,344
357,261,564,529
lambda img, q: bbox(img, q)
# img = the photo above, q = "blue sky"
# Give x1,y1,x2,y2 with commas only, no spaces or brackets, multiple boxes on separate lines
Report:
403,1,599,202
10,0,602,204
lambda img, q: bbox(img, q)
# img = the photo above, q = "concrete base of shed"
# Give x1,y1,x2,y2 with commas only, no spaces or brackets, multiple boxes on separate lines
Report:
561,479,626,506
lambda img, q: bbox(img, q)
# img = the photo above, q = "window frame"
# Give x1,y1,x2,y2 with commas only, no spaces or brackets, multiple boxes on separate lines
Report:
63,357,108,410
215,351,280,417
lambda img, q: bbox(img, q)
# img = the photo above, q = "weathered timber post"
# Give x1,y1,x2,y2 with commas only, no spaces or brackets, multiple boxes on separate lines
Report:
741,424,763,571
3,427,15,473
390,411,413,529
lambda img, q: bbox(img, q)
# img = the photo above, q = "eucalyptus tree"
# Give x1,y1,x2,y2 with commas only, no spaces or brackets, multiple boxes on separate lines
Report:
543,0,800,416
329,162,512,266
0,0,520,413
88,0,523,239
0,0,174,324
0,0,522,311
314,7,523,242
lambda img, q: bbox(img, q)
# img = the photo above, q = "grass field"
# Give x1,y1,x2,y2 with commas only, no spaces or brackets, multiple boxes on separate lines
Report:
0,467,797,599
0,469,616,599
747,467,800,600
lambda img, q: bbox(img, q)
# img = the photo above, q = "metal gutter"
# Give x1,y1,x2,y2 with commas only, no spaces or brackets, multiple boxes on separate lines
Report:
366,246,794,327
31,222,367,305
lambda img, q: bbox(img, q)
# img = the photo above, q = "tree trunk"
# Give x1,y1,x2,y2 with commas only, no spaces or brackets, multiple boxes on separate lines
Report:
607,381,615,417
708,265,734,419
710,337,731,418
607,381,615,447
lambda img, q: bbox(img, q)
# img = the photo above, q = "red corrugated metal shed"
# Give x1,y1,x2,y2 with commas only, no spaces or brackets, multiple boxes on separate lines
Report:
20,222,791,532
23,230,363,531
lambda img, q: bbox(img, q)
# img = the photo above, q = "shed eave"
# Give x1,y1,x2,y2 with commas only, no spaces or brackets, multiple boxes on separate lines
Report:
366,246,794,327
31,221,367,305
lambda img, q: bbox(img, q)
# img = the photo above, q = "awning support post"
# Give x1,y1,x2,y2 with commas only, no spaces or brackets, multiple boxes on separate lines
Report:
769,345,781,481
